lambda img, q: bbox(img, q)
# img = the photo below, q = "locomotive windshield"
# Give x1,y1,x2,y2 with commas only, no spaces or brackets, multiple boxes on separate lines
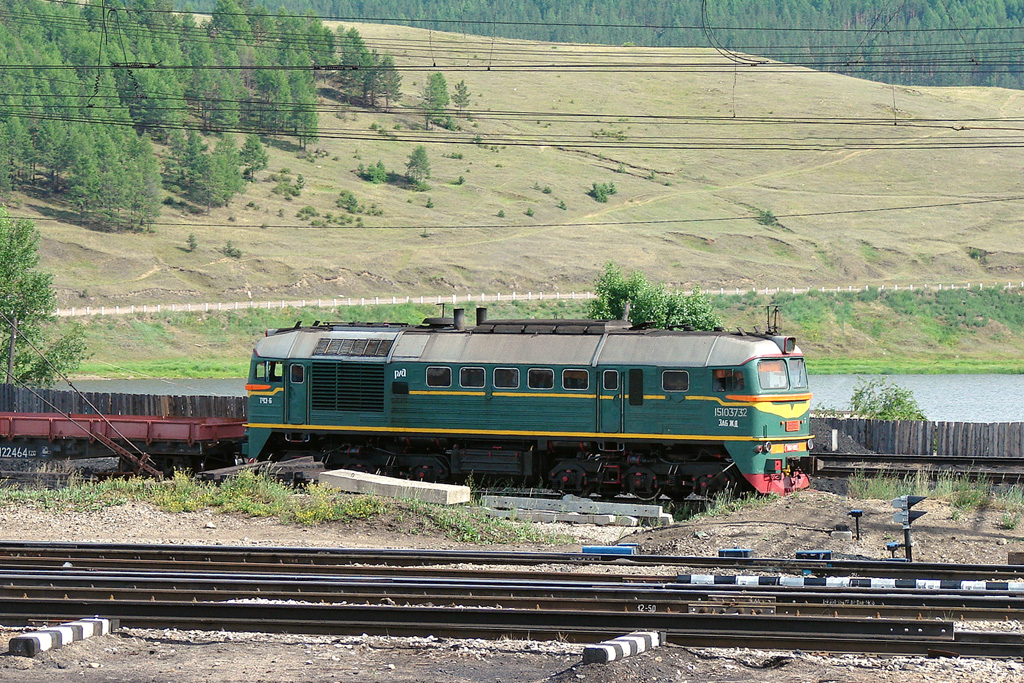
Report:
787,358,808,389
757,359,789,390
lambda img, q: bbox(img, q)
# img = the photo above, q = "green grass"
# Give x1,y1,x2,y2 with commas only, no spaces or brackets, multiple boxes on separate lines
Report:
666,489,781,522
404,498,571,544
0,471,390,525
847,470,1024,518
0,470,567,543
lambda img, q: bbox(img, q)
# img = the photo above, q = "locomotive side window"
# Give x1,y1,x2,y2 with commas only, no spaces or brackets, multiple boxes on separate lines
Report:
289,364,305,384
712,369,744,392
528,368,554,390
787,358,808,389
460,367,485,388
562,369,589,391
757,360,789,390
494,367,520,389
603,370,619,391
426,366,452,388
662,370,689,392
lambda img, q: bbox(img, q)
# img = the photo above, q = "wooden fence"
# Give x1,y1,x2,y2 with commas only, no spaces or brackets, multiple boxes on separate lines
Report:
0,386,246,419
814,416,1024,457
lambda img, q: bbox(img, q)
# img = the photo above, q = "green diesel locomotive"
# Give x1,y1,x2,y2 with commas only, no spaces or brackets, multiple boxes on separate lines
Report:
245,309,813,497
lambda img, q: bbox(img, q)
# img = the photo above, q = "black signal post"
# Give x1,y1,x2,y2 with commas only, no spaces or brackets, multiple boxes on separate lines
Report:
847,509,863,541
891,495,927,562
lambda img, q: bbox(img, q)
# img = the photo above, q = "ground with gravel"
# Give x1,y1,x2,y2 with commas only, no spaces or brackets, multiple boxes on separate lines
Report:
1,487,1023,682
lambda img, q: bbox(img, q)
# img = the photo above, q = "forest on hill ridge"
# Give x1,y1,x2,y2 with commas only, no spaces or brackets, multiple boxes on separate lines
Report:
186,0,1024,89
0,0,345,230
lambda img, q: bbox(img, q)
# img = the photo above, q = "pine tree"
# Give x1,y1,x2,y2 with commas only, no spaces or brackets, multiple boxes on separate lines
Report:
453,80,471,117
240,134,269,181
422,72,450,130
207,135,244,208
405,145,431,183
122,134,162,231
179,130,211,197
287,71,319,149
378,54,403,111
337,27,373,104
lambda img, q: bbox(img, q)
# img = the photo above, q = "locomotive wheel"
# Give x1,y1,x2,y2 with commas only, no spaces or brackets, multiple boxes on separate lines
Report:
549,463,594,496
624,467,662,501
410,461,449,483
695,467,742,499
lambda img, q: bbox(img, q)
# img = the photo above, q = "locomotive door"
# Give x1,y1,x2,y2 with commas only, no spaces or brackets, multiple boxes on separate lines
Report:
285,363,308,425
599,369,623,432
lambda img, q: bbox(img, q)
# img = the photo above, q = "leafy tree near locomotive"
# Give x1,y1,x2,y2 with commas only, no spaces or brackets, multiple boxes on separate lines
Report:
0,208,87,386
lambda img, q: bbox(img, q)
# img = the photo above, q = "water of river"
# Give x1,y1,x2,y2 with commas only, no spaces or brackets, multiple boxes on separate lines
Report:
60,374,1024,423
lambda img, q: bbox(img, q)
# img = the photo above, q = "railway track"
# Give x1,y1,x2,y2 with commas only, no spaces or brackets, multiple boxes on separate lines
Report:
2,566,1024,657
814,453,1024,481
3,540,1024,581
3,542,1024,657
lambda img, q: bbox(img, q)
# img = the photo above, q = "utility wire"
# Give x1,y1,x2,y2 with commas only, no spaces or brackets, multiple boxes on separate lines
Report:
13,195,1024,231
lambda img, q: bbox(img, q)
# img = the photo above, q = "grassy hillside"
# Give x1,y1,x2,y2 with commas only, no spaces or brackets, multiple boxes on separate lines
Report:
66,287,1024,378
12,23,1024,308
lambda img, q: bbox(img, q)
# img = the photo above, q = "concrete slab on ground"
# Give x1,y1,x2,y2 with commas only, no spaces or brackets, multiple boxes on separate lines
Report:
481,494,670,524
318,470,470,505
473,507,641,526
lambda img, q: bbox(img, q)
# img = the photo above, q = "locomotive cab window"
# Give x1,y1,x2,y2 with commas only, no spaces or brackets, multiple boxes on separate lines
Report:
268,361,282,382
528,368,554,390
426,366,452,388
787,358,808,389
289,364,304,384
460,367,485,388
254,362,267,381
562,369,589,391
662,370,689,392
603,370,619,391
712,369,744,392
494,367,520,389
758,360,789,390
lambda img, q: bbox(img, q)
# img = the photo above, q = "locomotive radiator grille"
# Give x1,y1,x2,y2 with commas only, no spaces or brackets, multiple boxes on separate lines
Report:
310,362,385,413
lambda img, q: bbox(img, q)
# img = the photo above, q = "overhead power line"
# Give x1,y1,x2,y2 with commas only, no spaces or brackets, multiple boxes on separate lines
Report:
13,195,1024,232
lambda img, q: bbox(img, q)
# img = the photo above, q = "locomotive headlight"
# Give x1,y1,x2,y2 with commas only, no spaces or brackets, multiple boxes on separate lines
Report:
763,441,773,454
806,438,815,451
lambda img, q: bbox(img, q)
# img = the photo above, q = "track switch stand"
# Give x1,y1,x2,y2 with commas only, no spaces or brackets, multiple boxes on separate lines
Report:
891,495,927,562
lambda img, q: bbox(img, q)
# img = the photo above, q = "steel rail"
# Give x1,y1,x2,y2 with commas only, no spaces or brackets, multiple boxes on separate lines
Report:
4,596,1022,657
5,568,1024,621
1,541,1022,581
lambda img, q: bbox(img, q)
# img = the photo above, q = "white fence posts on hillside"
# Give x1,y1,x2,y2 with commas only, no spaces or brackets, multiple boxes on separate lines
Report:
57,290,599,317
55,281,1024,317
